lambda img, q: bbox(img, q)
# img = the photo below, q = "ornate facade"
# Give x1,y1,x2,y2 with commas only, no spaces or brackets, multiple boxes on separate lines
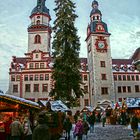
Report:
7,0,140,109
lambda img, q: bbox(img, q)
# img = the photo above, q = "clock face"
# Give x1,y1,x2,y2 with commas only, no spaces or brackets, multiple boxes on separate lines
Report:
98,42,105,49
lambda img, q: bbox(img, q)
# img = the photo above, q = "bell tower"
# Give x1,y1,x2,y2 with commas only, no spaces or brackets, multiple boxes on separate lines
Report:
86,0,114,106
28,0,51,53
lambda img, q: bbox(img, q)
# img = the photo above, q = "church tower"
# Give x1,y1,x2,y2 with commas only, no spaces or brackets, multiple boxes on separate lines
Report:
86,0,114,106
28,0,51,53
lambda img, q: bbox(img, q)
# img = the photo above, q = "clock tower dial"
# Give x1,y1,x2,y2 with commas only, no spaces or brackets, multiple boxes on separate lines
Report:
95,37,108,52
98,42,105,49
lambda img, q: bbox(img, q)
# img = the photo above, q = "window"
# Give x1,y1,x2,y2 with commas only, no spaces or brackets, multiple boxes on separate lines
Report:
34,84,39,92
101,74,107,80
83,75,88,81
36,20,40,25
84,99,89,106
127,75,130,81
40,63,44,68
13,85,18,93
100,61,105,67
122,86,126,93
131,75,135,81
11,75,15,81
118,75,122,81
123,75,126,81
118,86,122,93
42,84,48,92
84,86,88,93
34,35,41,44
136,75,139,81
29,75,33,81
16,75,20,81
135,85,139,92
113,75,117,81
101,87,108,95
35,54,38,58
24,75,28,81
25,84,30,92
35,63,39,69
35,75,38,81
45,74,49,80
127,86,131,93
29,63,33,69
40,74,44,81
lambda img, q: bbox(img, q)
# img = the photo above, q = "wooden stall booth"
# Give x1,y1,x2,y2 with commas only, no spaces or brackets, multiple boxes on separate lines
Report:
126,98,140,119
0,93,40,140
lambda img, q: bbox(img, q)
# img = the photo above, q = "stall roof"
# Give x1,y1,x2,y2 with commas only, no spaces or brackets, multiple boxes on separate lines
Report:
38,100,70,112
126,98,140,108
0,93,39,109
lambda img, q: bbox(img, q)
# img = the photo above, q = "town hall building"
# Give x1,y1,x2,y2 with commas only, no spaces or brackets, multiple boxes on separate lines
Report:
7,0,140,109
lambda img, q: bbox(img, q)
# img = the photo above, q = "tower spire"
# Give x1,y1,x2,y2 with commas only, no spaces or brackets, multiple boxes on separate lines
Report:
92,0,99,9
37,0,45,7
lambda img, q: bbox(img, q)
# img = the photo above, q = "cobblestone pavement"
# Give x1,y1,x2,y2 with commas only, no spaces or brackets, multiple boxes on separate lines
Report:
60,124,134,140
87,124,134,140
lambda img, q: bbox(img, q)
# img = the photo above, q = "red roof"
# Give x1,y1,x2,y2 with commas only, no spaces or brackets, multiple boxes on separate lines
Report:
13,57,28,64
112,59,133,65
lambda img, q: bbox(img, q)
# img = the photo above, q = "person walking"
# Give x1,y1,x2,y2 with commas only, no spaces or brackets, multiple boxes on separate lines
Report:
87,111,95,133
32,111,51,140
130,114,139,136
74,118,83,140
101,112,106,127
83,120,89,140
10,117,23,140
23,118,32,140
63,115,72,140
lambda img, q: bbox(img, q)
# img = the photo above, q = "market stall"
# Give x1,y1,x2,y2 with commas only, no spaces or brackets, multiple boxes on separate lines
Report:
126,97,140,119
0,93,40,140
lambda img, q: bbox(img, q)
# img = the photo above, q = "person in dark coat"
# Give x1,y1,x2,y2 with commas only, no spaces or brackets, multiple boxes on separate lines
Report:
83,120,89,140
32,111,51,140
87,111,95,133
10,117,23,140
63,115,72,140
130,114,139,135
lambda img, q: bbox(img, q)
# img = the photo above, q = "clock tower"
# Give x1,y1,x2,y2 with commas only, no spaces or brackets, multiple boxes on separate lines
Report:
86,0,114,106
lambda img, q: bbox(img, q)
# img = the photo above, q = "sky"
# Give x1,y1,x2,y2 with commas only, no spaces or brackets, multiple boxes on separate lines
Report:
0,0,140,92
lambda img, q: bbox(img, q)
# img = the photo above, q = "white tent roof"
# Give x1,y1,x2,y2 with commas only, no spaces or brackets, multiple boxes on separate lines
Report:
39,100,70,112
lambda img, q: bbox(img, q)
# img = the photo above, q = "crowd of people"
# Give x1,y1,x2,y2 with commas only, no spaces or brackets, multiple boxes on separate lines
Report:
0,103,140,140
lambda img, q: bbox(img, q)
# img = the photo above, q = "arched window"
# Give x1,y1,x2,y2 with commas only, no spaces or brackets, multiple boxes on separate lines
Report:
34,35,41,44
36,20,40,25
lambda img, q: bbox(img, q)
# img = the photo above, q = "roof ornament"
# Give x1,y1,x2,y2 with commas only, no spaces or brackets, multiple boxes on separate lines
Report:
37,0,46,6
92,0,99,9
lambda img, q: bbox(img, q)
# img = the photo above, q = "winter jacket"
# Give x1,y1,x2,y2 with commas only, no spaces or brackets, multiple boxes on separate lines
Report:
131,116,139,130
32,124,51,140
23,121,32,136
63,117,72,132
74,121,83,135
10,120,23,136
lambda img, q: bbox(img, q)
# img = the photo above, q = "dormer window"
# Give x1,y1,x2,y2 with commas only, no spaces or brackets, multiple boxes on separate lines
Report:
34,35,41,44
36,54,38,58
